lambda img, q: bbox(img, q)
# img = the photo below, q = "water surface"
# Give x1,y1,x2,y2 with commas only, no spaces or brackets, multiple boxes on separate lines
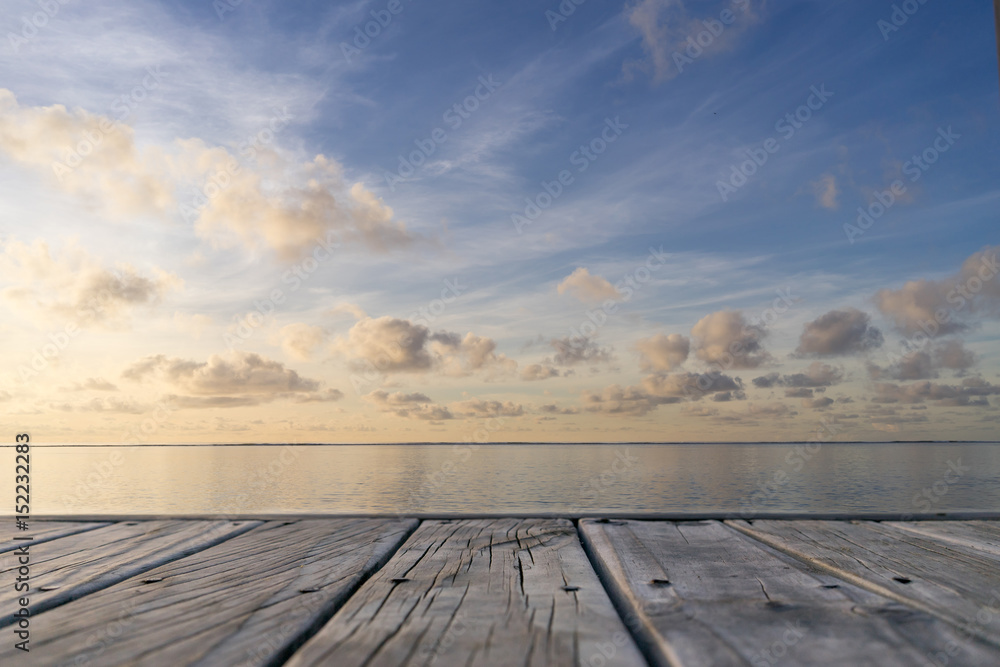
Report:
9,442,999,515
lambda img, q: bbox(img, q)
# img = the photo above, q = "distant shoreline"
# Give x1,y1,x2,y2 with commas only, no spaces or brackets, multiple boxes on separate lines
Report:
4,440,998,447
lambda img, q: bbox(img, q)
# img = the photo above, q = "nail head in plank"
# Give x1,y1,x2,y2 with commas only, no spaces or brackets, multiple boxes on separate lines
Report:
0,518,416,666
580,519,1000,666
287,518,646,667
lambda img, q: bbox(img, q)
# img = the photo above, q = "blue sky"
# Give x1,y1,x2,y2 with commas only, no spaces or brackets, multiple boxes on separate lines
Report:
1,0,998,442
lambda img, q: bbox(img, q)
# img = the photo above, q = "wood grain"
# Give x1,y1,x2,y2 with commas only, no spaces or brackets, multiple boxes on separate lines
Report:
0,520,110,554
287,518,646,666
581,518,1000,666
728,519,1000,648
0,518,416,666
0,519,259,626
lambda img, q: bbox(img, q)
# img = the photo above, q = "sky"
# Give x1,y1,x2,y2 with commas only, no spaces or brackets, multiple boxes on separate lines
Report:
0,0,998,444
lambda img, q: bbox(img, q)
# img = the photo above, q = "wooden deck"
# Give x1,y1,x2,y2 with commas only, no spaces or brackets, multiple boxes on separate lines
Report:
3,517,1000,666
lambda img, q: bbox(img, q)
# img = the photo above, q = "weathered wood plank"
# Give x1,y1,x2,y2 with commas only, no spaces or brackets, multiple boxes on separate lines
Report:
287,518,646,667
0,518,416,666
885,520,1000,558
580,519,1000,666
728,519,1000,648
0,519,259,627
0,520,110,553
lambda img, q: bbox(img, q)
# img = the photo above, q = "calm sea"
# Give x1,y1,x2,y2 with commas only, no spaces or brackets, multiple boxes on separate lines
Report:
8,442,1000,516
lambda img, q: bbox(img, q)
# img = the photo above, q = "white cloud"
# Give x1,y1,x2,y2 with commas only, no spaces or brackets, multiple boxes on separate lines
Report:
556,267,621,304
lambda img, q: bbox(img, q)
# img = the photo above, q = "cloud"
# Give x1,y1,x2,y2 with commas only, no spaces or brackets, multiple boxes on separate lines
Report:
810,173,839,210
122,351,319,397
870,377,1000,406
334,317,516,377
539,404,579,415
327,302,367,320
805,396,834,410
691,310,771,369
634,333,690,372
784,387,813,398
583,384,681,417
76,396,147,414
623,0,762,83
795,308,883,356
556,267,621,304
276,323,327,361
583,371,744,416
59,377,119,392
748,402,796,417
874,246,999,336
364,390,454,420
0,90,417,261
520,364,562,381
294,389,344,403
451,398,524,418
549,336,615,367
752,362,843,389
867,340,976,381
0,238,177,329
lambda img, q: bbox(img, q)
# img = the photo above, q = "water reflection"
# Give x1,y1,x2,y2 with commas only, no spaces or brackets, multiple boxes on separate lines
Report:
14,443,1000,515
